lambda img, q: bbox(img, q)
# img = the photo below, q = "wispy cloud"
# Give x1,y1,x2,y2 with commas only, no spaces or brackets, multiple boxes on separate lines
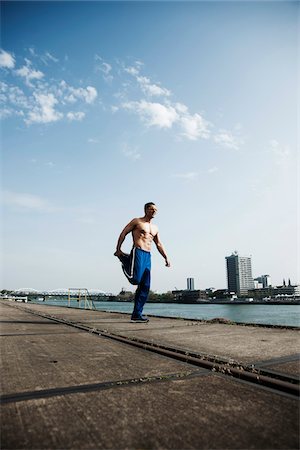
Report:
214,129,243,150
207,166,219,174
172,172,198,181
95,54,113,83
125,63,171,98
60,81,98,104
5,84,29,109
136,75,171,97
1,49,243,149
124,61,145,75
28,48,59,65
1,51,98,125
269,139,290,166
67,111,85,121
122,143,141,161
0,49,15,69
2,191,57,213
15,61,44,87
124,65,140,76
179,111,210,140
43,51,59,64
2,191,99,217
120,63,211,141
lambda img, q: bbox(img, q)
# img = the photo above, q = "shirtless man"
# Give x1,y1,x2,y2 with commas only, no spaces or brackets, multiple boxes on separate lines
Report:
114,202,170,322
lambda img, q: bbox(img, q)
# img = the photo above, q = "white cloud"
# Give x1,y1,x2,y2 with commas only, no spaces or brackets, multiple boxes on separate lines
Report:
8,86,29,109
0,49,15,69
15,63,44,86
84,87,98,103
123,100,178,129
2,79,96,125
29,48,37,57
44,52,59,64
0,82,30,111
1,50,97,126
0,80,8,95
136,75,171,97
214,129,243,150
124,66,140,76
100,62,112,75
28,48,59,65
63,84,98,104
121,88,212,143
120,65,212,140
121,98,211,141
180,112,210,140
0,107,13,119
124,63,170,98
174,102,188,114
26,93,63,124
67,111,85,121
88,138,100,144
95,55,113,82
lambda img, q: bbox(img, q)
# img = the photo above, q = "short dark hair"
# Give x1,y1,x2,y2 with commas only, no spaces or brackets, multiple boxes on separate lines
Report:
144,202,156,212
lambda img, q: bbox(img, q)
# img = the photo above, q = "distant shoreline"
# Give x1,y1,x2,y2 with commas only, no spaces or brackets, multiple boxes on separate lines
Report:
2,296,299,306
108,300,300,306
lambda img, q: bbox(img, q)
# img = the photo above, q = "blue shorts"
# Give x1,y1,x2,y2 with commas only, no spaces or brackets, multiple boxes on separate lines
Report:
119,247,151,285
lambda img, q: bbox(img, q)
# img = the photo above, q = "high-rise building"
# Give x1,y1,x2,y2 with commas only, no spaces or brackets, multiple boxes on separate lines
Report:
187,278,195,291
254,275,271,288
226,252,254,296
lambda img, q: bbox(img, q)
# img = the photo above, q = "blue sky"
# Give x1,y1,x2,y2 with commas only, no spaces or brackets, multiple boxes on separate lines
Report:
1,1,298,293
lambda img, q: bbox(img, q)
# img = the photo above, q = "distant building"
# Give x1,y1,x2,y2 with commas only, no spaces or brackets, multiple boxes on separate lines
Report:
248,283,300,300
254,275,271,289
187,278,195,291
209,289,229,299
226,252,254,296
275,280,300,297
172,289,208,302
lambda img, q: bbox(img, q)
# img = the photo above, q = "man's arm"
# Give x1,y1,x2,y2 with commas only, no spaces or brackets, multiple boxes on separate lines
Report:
114,219,137,257
154,233,170,267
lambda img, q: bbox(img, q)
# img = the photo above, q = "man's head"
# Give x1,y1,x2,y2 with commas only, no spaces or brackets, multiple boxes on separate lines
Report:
144,202,157,218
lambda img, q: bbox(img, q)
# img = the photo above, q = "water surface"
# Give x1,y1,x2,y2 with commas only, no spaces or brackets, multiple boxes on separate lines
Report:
32,299,300,327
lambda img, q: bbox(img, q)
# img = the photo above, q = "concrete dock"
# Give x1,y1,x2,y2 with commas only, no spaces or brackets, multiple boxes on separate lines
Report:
1,301,299,449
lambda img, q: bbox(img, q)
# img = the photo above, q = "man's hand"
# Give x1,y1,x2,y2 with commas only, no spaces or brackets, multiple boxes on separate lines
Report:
165,258,171,267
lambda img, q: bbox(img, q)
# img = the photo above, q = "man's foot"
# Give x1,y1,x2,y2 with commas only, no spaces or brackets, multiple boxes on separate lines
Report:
131,316,149,323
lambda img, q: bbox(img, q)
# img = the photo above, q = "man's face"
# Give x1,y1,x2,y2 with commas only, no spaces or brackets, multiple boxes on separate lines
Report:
146,205,157,218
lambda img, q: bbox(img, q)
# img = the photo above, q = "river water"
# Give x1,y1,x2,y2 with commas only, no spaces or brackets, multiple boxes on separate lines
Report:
31,299,300,327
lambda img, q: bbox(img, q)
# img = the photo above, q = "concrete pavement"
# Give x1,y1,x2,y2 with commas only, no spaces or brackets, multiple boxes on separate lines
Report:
1,301,299,449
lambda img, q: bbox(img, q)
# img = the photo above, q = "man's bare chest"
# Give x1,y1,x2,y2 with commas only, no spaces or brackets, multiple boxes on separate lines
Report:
135,222,157,238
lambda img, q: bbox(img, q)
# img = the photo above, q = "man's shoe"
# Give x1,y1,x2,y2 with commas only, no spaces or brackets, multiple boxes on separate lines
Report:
131,316,149,323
